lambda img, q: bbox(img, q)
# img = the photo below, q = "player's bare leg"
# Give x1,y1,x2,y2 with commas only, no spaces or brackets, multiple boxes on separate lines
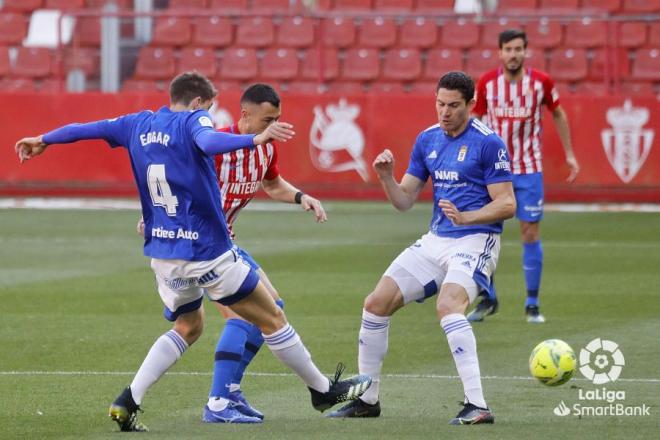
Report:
520,220,545,323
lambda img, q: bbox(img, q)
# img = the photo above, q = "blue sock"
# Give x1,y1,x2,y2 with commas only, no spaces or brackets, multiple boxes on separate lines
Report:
523,241,543,307
232,299,284,386
209,319,253,398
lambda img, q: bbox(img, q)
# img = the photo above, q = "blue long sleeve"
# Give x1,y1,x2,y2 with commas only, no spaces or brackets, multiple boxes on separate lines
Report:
42,121,110,145
194,129,256,155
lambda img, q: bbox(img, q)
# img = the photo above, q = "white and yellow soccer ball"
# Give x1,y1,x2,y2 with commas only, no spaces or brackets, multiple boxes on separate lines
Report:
529,339,577,386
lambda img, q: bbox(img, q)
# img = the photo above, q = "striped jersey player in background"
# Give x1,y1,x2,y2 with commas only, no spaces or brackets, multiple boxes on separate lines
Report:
470,29,580,324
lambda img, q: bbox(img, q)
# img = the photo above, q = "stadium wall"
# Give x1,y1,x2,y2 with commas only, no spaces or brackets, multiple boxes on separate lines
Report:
1,92,658,202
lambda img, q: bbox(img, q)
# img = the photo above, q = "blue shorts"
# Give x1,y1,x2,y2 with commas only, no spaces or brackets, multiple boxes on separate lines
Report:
233,245,260,271
513,172,544,222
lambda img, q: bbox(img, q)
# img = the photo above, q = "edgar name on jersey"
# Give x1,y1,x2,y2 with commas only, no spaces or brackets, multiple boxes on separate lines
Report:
140,131,171,147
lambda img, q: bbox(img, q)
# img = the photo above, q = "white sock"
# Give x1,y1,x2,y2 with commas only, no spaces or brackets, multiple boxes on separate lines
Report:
207,397,229,411
129,330,188,405
263,324,330,393
358,309,390,405
440,313,487,409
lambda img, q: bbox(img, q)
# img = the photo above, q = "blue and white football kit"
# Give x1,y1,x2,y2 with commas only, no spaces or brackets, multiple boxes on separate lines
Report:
384,118,512,304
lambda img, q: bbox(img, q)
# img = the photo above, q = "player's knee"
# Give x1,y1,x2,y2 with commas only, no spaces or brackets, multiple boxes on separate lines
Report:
436,293,467,319
174,317,204,345
257,306,287,335
364,291,395,317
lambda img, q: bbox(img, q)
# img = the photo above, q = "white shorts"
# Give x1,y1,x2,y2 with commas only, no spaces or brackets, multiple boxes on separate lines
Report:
151,248,259,321
384,231,500,305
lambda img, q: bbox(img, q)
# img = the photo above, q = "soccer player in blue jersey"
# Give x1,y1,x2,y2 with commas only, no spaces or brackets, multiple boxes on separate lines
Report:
15,72,371,432
327,72,515,424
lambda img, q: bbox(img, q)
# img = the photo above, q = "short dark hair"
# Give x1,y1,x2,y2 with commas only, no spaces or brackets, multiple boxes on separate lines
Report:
436,71,475,102
499,29,527,48
169,71,217,105
241,83,280,108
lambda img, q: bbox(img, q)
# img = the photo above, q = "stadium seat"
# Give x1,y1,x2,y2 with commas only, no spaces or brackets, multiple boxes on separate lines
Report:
325,81,364,94
235,17,275,48
151,17,192,47
574,81,609,96
64,47,99,76
631,48,660,81
39,78,65,93
580,0,621,13
122,78,165,92
73,17,100,46
209,0,248,10
168,0,207,9
286,81,325,93
589,48,630,81
481,18,523,48
192,16,233,48
277,16,315,48
219,48,258,81
320,17,356,48
382,48,421,81
252,0,293,12
214,80,243,93
414,0,454,12
86,0,130,9
399,17,438,49
1,0,43,13
12,47,53,78
440,18,480,49
564,18,607,48
370,81,407,93
374,0,414,12
539,0,578,11
134,47,176,80
424,49,464,80
525,47,548,71
647,22,660,47
0,47,9,77
261,48,299,81
333,0,373,11
548,48,587,81
45,0,86,8
178,47,217,78
525,18,563,49
409,81,440,94
300,47,340,81
358,17,398,49
342,48,380,81
497,0,538,12
465,48,498,79
0,13,28,46
553,81,572,96
619,81,656,96
0,78,36,92
622,0,660,13
617,22,647,48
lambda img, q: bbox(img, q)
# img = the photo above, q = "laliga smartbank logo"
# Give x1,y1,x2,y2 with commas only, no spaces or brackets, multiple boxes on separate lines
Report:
553,339,651,418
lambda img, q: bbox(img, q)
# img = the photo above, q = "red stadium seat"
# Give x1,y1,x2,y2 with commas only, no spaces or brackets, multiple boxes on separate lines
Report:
382,48,421,81
261,48,299,81
631,48,660,81
619,81,656,96
409,81,440,94
45,0,85,8
168,0,207,9
617,22,647,48
73,17,100,46
214,80,242,93
286,81,325,93
86,0,130,9
325,81,364,94
235,17,275,48
440,18,480,49
277,16,315,48
589,48,630,81
151,17,192,47
564,18,607,48
0,47,9,77
134,47,176,80
209,0,248,10
219,48,258,81
178,47,217,78
64,47,99,76
573,81,609,96
525,47,548,72
553,81,573,96
647,22,660,47
465,48,498,79
358,17,398,49
622,0,660,13
333,0,372,10
252,0,293,12
1,0,43,12
374,0,413,12
481,18,523,49
497,0,538,12
399,17,438,49
39,78,66,93
525,18,563,49
370,81,407,93
320,17,356,48
301,48,340,81
122,79,165,92
548,48,587,81
342,48,380,81
0,13,28,46
192,16,233,47
539,0,578,10
0,78,36,92
415,0,454,12
424,49,464,81
581,0,621,13
12,47,53,78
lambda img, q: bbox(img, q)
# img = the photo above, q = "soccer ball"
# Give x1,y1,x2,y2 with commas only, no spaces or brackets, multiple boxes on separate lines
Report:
529,339,576,386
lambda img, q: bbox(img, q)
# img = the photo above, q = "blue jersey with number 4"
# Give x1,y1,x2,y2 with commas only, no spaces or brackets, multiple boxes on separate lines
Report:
406,118,512,237
92,107,235,261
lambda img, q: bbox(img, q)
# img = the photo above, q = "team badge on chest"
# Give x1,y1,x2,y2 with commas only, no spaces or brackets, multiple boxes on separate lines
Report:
457,145,468,162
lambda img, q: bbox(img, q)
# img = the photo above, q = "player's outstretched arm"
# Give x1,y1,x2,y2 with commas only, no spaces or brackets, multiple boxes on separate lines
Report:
262,176,327,223
552,106,579,183
373,149,425,211
438,181,516,226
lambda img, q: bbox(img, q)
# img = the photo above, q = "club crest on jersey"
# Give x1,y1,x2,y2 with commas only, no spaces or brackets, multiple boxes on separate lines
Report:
309,99,369,182
601,100,654,183
457,146,467,162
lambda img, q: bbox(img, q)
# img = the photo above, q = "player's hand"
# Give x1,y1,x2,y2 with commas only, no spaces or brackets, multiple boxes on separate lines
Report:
301,194,327,223
438,199,467,226
136,216,145,237
15,135,47,163
373,149,395,179
565,154,580,183
254,122,295,145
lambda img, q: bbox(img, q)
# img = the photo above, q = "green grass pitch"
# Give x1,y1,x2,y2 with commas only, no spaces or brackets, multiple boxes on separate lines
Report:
1,202,659,439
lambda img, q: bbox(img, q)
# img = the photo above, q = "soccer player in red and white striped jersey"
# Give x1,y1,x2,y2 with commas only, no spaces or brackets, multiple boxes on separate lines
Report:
471,29,579,324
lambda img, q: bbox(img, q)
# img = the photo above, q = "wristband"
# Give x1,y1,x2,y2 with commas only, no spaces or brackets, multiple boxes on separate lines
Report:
294,191,304,204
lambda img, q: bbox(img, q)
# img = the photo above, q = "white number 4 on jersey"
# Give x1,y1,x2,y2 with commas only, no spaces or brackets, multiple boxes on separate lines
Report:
147,164,178,216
